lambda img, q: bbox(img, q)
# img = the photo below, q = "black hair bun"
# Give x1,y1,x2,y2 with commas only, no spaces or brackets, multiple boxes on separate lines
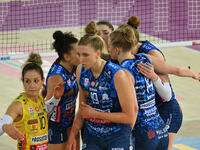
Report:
53,31,64,40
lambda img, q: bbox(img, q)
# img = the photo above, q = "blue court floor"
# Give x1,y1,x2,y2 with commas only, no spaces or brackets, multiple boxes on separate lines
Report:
173,137,200,150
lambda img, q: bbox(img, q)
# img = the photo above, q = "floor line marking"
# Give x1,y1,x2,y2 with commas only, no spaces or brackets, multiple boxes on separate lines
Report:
173,144,197,150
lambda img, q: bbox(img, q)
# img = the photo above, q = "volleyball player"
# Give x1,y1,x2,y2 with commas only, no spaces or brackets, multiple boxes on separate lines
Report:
66,21,138,150
109,24,169,150
45,31,80,150
109,24,200,150
0,53,53,149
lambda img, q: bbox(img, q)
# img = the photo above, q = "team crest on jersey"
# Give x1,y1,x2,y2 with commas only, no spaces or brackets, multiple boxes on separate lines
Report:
35,107,39,112
29,106,34,115
84,78,89,87
67,79,71,86
91,81,95,87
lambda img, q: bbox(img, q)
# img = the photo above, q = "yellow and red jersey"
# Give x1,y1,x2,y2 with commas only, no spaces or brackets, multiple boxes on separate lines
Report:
13,93,48,150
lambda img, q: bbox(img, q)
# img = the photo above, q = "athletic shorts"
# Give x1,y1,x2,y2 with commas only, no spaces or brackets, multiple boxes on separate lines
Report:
133,123,169,150
157,99,183,133
48,121,68,144
81,125,134,150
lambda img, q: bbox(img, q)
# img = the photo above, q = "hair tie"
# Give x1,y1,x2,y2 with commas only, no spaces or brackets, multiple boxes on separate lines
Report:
86,33,95,36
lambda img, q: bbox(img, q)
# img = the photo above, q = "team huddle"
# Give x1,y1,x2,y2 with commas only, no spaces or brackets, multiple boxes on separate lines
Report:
0,16,200,150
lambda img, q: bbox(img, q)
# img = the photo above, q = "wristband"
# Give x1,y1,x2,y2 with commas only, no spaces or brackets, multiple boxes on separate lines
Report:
0,114,13,136
45,96,60,114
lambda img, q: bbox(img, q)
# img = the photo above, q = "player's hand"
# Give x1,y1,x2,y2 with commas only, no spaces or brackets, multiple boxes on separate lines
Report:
80,103,96,119
66,135,77,150
2,124,24,141
137,62,158,82
54,81,66,99
192,72,200,81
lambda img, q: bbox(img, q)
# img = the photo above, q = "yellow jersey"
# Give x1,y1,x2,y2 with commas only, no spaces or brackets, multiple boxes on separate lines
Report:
13,93,48,150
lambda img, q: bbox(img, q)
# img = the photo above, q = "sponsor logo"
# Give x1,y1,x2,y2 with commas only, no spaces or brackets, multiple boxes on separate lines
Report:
89,88,97,92
32,125,37,129
145,114,159,122
135,85,145,89
99,86,108,90
93,108,110,112
65,101,76,110
56,66,62,74
38,112,44,117
147,130,155,139
50,108,57,122
140,100,155,109
87,118,111,124
108,63,118,69
156,126,168,135
144,107,157,117
88,124,113,133
102,93,109,100
143,44,152,50
30,142,48,150
27,119,38,125
31,134,48,144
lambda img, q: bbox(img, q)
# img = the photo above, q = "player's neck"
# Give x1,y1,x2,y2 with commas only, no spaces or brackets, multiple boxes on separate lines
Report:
24,93,39,103
132,42,141,54
60,60,73,72
91,58,106,78
118,51,134,64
